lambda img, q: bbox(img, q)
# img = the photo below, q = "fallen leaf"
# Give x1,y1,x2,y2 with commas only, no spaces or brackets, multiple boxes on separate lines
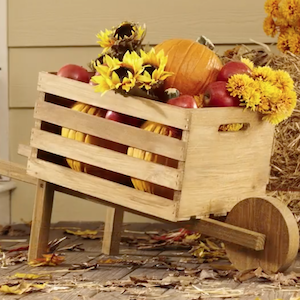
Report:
0,282,47,295
28,253,65,267
57,243,84,252
234,269,256,282
199,269,218,280
11,273,52,280
65,229,98,236
254,267,300,286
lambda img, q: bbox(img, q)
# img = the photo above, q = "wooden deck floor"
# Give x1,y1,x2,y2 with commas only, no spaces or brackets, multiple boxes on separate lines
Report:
0,222,299,300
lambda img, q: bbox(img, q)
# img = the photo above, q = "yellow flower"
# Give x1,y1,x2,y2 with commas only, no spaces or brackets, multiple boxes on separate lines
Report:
277,32,291,52
140,49,168,68
262,90,296,124
252,66,276,82
137,49,173,90
96,29,114,53
243,88,262,110
241,58,254,70
121,51,144,75
226,74,255,99
289,32,300,54
256,81,282,114
92,75,114,95
271,69,294,92
110,70,136,92
94,55,122,76
264,0,280,17
263,16,278,37
279,0,300,24
114,21,146,41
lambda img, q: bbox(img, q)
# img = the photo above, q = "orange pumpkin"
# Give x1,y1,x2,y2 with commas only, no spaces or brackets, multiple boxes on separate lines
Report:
154,39,223,97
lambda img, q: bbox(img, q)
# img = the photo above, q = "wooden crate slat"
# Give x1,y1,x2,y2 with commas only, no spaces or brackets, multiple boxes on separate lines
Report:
30,128,182,190
27,158,177,221
34,101,186,161
37,72,190,130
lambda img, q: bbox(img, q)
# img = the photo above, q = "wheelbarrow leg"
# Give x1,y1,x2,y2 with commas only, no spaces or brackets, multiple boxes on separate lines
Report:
102,207,124,255
28,179,54,261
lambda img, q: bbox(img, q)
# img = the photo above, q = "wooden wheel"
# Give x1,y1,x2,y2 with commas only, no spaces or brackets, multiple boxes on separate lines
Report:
224,196,299,273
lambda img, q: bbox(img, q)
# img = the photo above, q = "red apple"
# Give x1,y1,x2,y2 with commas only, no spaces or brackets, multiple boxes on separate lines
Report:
167,95,198,108
105,110,144,127
217,61,252,82
57,64,91,83
203,81,240,107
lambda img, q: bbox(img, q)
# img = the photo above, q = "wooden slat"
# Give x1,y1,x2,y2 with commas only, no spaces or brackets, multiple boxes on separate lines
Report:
27,158,177,221
8,0,274,47
0,158,37,185
37,72,190,130
34,101,186,161
30,128,182,190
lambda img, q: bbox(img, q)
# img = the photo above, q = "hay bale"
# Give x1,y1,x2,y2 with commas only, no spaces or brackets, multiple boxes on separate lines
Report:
220,45,300,191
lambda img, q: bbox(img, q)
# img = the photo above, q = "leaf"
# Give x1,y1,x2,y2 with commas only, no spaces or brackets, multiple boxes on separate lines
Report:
0,282,47,295
57,243,84,252
11,273,52,280
65,229,98,236
28,253,65,267
199,269,218,280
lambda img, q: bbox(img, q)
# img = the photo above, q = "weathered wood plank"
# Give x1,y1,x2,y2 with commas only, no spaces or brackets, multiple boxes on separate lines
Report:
27,158,177,221
8,0,274,47
30,128,183,189
37,72,190,130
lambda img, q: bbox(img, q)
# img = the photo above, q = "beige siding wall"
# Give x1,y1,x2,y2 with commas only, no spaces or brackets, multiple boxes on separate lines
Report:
8,0,275,223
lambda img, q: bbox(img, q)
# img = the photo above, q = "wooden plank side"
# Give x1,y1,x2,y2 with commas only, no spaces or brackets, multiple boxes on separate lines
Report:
178,108,275,219
37,72,190,130
27,158,177,221
34,101,186,161
8,0,274,47
30,128,182,190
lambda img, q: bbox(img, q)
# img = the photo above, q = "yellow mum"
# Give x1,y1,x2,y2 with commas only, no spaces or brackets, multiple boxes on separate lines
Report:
271,69,294,92
241,58,254,70
264,0,280,17
279,0,300,24
252,66,276,82
277,32,291,52
263,15,278,37
227,74,255,99
289,32,300,54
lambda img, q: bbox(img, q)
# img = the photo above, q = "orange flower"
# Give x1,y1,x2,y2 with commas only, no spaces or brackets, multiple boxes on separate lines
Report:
263,16,278,37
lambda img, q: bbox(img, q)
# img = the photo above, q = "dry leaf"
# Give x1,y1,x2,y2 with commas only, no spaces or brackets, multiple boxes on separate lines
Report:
65,229,98,236
11,273,52,280
28,253,65,267
0,282,47,295
254,267,300,286
199,269,218,280
57,243,84,252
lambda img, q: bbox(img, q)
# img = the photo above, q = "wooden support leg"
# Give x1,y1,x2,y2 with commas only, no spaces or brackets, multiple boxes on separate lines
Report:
28,179,54,261
102,207,124,255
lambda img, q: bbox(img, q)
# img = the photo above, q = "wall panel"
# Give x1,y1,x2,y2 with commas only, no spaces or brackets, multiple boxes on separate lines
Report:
8,0,274,47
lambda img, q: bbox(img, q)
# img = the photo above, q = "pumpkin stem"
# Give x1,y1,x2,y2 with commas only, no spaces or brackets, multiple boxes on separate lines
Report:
196,35,215,51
